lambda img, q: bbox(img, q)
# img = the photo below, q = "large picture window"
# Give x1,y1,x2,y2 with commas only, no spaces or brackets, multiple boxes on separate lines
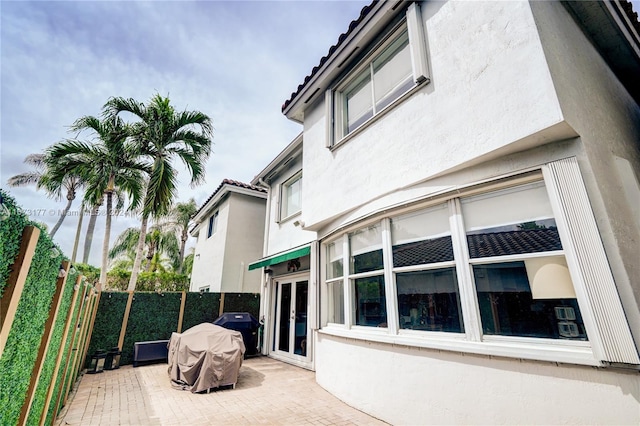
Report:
462,183,586,341
320,178,590,359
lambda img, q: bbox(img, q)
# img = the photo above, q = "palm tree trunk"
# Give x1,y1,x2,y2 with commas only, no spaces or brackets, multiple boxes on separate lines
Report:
98,192,113,291
49,196,74,237
145,239,156,272
71,207,84,263
128,215,149,291
179,228,188,273
82,203,101,264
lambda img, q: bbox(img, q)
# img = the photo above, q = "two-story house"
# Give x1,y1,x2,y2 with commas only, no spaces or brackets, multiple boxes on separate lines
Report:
252,0,640,424
189,179,266,293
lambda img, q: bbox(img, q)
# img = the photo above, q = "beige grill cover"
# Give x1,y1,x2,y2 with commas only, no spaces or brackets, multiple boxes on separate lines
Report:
168,323,245,393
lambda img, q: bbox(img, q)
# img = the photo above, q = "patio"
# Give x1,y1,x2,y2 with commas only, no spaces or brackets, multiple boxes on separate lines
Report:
55,356,387,425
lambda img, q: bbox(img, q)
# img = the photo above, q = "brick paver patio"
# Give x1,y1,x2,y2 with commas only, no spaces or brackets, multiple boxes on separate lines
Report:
55,356,387,425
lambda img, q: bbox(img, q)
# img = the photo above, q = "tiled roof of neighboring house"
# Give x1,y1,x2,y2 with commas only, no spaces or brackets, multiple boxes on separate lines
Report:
391,228,562,267
281,0,640,113
467,228,562,259
393,236,454,267
281,0,376,113
193,178,266,220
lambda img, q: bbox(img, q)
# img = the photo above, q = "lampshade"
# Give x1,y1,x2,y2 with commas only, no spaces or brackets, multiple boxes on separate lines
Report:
525,257,576,299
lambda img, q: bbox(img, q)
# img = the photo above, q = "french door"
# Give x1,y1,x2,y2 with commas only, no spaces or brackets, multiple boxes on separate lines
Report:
272,277,309,360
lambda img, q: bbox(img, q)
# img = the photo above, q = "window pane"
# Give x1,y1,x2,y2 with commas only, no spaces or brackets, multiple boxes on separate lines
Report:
350,224,383,274
392,204,453,266
344,70,373,134
283,176,301,218
322,280,344,325
326,241,344,279
396,268,463,333
462,182,562,258
373,30,412,110
354,275,387,327
474,261,587,340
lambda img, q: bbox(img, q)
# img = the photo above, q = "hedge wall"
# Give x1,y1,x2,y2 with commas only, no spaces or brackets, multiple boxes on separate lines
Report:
181,292,220,331
26,269,78,425
0,190,65,426
87,291,260,367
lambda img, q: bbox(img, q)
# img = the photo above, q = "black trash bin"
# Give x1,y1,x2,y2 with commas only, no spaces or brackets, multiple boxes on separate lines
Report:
213,312,260,357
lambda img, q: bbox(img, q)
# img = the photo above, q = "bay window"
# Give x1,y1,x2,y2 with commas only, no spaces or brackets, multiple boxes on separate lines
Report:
320,176,596,362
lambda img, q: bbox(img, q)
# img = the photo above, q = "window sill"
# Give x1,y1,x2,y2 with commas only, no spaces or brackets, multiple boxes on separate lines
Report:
278,210,302,225
317,326,599,367
330,78,429,152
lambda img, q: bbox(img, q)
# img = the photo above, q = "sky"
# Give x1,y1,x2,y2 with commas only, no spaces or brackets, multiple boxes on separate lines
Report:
2,0,639,268
0,0,371,267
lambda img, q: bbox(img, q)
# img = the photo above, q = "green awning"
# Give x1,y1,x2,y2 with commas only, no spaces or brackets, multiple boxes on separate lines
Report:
248,245,311,270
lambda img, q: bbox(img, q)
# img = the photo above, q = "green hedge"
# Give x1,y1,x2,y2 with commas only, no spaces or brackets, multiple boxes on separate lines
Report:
0,189,65,426
181,292,220,331
84,291,129,370
121,292,183,365
26,269,78,425
106,270,189,292
86,291,260,367
0,188,30,298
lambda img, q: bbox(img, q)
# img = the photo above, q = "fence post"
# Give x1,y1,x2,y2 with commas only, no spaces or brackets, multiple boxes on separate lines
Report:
18,261,70,425
117,291,134,352
0,226,40,357
219,292,225,316
39,274,82,426
177,291,186,333
60,284,89,406
80,290,101,368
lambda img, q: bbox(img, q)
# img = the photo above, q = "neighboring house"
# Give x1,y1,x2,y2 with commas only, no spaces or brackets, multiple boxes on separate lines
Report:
189,179,266,293
251,0,640,424
248,134,318,369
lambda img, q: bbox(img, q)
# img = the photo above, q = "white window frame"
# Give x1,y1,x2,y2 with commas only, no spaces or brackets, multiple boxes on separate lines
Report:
207,211,218,238
326,2,430,148
319,167,639,366
280,171,302,222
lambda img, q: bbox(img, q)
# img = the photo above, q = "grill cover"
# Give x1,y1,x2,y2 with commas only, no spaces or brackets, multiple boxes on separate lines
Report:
168,323,245,393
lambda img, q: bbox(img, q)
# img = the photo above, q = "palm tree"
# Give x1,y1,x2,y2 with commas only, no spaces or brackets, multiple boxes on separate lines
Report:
7,153,82,237
109,224,180,273
45,115,148,289
167,198,198,272
104,94,213,291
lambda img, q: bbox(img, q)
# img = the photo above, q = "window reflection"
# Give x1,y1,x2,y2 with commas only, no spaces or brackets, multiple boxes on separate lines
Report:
396,268,463,332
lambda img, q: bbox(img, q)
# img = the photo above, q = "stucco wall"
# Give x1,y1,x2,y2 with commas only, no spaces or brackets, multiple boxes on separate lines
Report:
190,199,230,292
302,0,563,229
530,0,640,351
221,193,265,293
315,333,640,425
265,155,317,256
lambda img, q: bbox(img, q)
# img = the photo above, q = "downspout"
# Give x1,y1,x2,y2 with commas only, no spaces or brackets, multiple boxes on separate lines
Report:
256,178,271,355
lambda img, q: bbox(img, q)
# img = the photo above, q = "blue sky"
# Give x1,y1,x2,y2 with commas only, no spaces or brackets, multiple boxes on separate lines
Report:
1,0,370,266
2,0,639,268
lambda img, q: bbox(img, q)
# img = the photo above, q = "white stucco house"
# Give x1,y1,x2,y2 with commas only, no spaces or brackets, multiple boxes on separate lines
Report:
250,0,640,424
189,179,266,293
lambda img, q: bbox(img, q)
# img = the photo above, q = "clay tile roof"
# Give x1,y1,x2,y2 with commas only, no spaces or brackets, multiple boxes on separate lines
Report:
282,0,640,114
391,228,562,267
193,178,266,219
281,0,377,113
393,236,454,267
466,228,562,259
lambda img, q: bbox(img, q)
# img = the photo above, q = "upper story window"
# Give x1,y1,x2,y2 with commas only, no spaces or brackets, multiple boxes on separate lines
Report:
280,172,302,221
328,3,429,147
207,211,218,238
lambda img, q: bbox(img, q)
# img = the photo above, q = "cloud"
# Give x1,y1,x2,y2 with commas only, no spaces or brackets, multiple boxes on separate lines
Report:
1,0,370,267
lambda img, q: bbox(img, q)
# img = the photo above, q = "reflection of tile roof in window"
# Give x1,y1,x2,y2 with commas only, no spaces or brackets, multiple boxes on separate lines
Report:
467,228,562,258
393,236,454,267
